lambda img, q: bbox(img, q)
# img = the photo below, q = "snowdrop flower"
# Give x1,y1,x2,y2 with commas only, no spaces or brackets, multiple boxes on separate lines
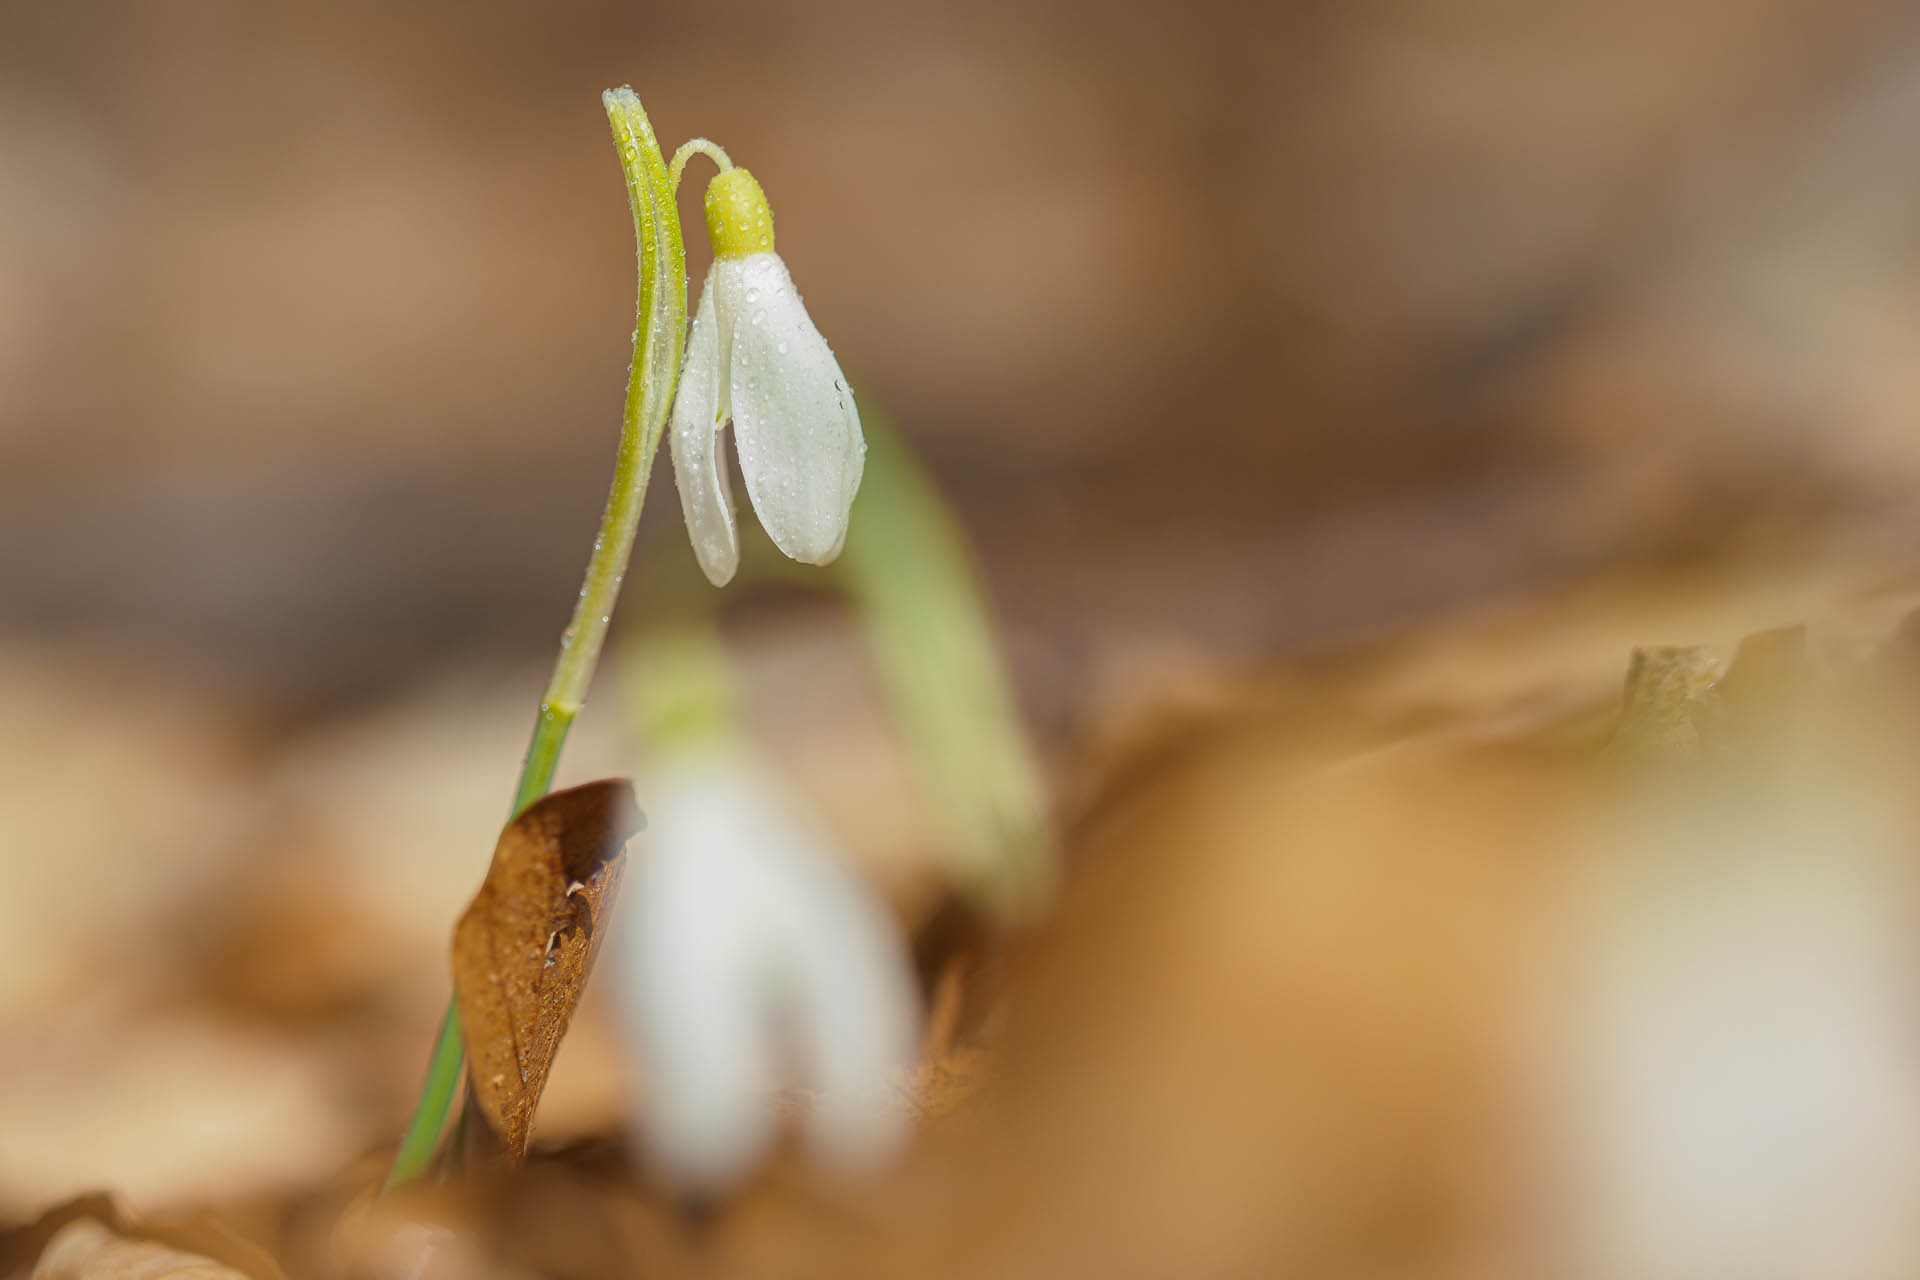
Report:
670,167,865,586
616,751,918,1193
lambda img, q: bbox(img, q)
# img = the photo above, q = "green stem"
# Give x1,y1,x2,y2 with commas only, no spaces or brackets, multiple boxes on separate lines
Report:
510,706,576,817
383,86,688,1192
381,1001,463,1191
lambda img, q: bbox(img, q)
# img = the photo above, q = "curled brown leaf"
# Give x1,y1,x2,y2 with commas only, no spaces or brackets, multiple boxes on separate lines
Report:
452,780,641,1158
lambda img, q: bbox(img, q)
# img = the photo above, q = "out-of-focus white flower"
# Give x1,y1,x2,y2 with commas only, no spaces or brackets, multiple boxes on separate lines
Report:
669,167,865,587
615,751,918,1193
1568,735,1920,1280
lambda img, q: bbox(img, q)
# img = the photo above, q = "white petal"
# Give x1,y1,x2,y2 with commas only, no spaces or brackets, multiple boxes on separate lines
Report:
621,767,779,1191
668,265,740,586
615,756,918,1192
713,254,865,566
776,839,919,1174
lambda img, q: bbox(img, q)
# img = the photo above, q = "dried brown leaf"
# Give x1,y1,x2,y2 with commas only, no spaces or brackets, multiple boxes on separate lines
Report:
32,1221,246,1280
2,1197,283,1280
452,780,641,1158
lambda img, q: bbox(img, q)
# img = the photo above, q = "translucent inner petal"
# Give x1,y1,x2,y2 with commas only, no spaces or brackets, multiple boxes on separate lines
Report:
667,266,741,586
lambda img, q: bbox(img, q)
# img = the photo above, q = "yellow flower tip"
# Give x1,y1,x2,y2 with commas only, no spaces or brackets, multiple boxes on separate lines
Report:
704,168,775,259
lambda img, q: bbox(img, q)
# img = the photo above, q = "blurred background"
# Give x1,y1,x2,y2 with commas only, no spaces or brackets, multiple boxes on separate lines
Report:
6,0,1920,1274
8,0,1920,719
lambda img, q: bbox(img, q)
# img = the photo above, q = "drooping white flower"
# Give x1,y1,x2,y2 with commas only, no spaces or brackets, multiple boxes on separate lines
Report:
615,750,918,1193
670,168,865,587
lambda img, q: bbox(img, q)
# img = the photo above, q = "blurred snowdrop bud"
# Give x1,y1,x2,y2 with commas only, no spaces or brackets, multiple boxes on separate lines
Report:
615,751,918,1193
670,167,865,586
1568,669,1920,1280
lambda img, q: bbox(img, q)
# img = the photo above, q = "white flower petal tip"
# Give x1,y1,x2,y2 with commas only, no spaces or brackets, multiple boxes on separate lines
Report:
668,267,741,587
615,758,919,1195
666,168,866,583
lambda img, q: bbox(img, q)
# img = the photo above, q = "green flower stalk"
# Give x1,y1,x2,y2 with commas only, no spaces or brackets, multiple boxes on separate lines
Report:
385,87,686,1191
515,88,688,817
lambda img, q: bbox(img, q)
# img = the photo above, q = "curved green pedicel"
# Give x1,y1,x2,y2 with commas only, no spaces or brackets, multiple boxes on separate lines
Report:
384,87,689,1192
